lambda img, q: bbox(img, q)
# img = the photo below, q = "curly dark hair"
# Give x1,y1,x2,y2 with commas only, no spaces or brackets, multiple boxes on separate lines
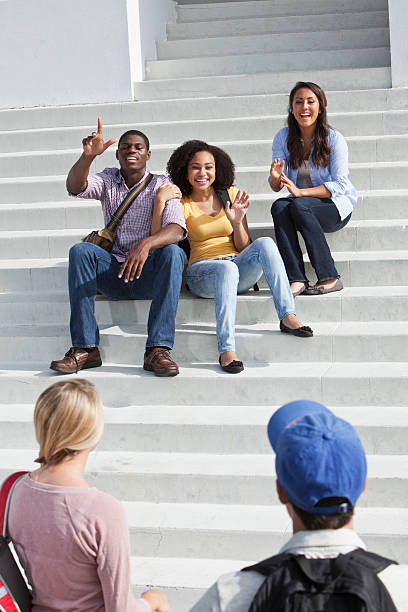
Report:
287,81,330,170
167,140,235,196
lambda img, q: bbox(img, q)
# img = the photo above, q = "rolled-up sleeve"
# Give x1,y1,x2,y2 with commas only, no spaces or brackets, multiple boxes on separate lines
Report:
68,172,106,200
324,131,350,197
162,198,187,238
272,129,288,167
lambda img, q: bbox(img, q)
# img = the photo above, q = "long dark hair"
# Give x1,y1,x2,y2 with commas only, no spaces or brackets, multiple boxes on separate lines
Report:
167,140,235,196
286,81,330,170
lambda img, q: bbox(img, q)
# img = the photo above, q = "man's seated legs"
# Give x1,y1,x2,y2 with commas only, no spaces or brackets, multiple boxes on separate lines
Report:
51,242,184,376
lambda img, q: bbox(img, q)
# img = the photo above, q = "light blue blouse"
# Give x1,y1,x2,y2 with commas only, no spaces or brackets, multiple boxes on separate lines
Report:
272,127,357,220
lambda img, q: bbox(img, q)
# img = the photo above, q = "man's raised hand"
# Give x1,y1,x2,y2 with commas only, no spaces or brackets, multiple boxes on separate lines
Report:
82,117,118,158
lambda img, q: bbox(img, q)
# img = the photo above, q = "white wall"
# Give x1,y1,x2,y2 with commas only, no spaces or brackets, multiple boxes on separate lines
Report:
0,0,134,108
388,0,408,88
0,0,176,109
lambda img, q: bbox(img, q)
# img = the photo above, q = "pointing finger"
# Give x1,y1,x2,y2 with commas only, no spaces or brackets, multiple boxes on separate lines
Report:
97,117,103,135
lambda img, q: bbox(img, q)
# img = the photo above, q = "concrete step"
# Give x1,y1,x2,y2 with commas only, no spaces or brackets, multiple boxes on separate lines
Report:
1,161,406,197
134,66,392,100
158,27,389,60
125,503,408,563
0,88,406,131
0,362,406,406
247,191,408,223
0,217,406,259
1,250,407,291
250,219,408,253
1,190,406,231
176,0,387,23
0,448,406,507
234,163,408,193
2,286,408,326
2,320,408,366
223,135,408,165
2,111,407,153
1,404,407,455
2,133,408,179
0,117,408,154
0,247,406,291
169,10,388,40
0,201,103,230
146,47,390,80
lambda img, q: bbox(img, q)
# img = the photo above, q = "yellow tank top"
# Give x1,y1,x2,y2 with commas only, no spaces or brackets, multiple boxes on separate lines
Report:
182,187,239,265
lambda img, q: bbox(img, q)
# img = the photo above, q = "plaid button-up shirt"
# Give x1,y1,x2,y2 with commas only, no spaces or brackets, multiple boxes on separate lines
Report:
70,168,186,262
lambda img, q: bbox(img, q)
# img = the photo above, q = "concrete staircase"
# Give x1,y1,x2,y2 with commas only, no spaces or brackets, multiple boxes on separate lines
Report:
1,0,408,609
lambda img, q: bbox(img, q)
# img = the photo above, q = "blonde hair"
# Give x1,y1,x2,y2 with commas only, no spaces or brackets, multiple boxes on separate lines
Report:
34,378,104,466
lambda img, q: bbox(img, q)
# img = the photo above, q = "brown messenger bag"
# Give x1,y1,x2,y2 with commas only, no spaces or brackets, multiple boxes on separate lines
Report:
82,172,154,252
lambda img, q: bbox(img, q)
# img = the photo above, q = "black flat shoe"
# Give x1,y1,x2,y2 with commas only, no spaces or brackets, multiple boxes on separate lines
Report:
219,355,244,374
280,320,313,337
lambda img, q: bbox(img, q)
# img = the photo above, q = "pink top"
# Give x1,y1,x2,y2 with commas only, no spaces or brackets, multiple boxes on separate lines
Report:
8,474,150,612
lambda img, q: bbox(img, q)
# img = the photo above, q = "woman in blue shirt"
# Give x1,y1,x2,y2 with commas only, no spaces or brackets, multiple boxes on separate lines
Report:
269,81,357,296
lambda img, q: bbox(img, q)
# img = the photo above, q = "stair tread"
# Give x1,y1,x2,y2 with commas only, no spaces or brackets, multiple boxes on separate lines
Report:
1,320,408,336
122,502,408,535
0,448,407,475
0,403,406,426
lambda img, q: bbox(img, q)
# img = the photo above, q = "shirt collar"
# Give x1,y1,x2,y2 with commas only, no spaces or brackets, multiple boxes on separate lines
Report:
115,167,149,188
280,529,366,556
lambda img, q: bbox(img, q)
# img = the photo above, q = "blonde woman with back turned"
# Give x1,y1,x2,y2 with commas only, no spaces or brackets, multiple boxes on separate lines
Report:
7,378,172,612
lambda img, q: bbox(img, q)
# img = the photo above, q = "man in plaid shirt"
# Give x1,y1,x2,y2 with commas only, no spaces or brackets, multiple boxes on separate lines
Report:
50,118,186,377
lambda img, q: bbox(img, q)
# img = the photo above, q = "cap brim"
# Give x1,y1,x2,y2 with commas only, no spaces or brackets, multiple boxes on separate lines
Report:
267,400,331,450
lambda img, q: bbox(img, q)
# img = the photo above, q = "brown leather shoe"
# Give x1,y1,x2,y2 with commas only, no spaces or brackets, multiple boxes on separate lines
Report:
50,347,102,374
143,347,179,377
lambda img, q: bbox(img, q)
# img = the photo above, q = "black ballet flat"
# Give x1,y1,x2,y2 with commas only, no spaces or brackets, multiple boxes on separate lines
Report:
280,320,313,338
218,356,244,374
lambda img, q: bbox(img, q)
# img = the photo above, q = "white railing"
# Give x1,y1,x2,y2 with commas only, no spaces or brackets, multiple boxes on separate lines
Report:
388,0,408,88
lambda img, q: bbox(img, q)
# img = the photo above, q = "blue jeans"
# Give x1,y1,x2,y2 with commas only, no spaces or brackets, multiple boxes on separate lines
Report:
271,196,351,283
68,242,184,349
185,237,295,353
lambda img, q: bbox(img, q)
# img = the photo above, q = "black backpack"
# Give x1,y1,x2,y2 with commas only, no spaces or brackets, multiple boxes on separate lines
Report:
179,188,259,291
242,548,398,612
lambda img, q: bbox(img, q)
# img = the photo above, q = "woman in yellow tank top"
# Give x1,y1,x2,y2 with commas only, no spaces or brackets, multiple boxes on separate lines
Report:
162,140,312,373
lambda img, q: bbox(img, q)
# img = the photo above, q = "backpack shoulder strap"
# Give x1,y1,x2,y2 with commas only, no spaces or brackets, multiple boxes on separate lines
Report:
242,553,294,576
348,547,398,572
0,472,28,537
214,188,230,209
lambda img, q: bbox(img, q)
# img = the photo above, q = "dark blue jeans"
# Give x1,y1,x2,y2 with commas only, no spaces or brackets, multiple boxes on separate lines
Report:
271,196,351,283
68,242,184,349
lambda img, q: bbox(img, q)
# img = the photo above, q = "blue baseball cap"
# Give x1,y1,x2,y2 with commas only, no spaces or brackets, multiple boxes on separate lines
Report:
267,400,367,514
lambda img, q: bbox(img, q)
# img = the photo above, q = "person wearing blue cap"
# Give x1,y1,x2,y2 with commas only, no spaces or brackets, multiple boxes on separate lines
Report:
189,400,406,611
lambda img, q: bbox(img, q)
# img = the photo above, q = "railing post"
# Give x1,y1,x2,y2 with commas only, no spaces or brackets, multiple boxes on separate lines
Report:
388,0,408,88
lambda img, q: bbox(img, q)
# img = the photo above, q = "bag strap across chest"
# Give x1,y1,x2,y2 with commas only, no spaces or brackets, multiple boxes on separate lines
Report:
106,172,154,233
